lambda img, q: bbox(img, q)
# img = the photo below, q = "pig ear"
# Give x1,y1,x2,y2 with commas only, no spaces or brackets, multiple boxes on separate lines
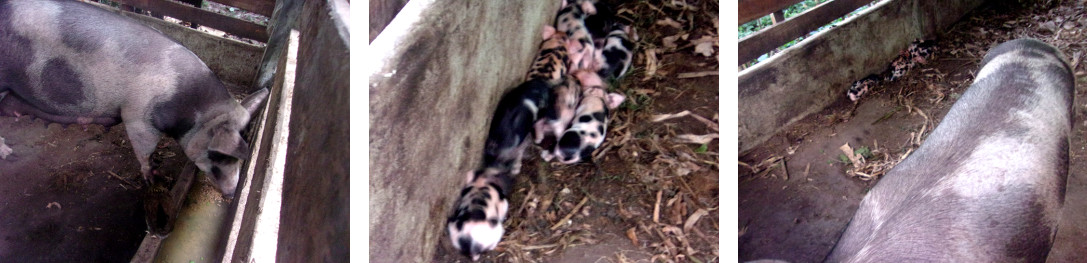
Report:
580,0,597,15
464,170,476,185
241,88,270,116
542,26,556,39
605,93,626,109
209,130,250,160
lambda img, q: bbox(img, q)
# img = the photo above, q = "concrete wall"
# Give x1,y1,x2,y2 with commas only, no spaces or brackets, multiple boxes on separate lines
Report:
276,0,349,261
737,0,984,153
368,0,409,43
367,0,560,261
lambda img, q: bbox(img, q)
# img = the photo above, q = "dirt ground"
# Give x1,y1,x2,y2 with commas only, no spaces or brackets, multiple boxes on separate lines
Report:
740,1,1087,262
433,0,720,262
0,117,189,261
0,86,250,262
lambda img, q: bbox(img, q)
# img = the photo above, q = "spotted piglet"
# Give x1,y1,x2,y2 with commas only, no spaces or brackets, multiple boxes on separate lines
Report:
447,168,513,261
482,79,552,175
554,70,625,164
525,25,570,84
535,77,582,161
595,23,637,80
555,0,600,71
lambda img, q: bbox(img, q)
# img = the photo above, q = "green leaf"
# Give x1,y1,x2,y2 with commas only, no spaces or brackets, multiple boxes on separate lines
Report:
855,146,872,158
695,144,708,153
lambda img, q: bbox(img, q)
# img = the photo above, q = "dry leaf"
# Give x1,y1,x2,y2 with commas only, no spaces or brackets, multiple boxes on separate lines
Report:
839,143,862,168
643,49,659,81
674,133,718,144
652,110,691,122
656,17,683,29
626,227,639,246
677,71,718,78
694,42,715,57
683,209,709,231
662,34,686,50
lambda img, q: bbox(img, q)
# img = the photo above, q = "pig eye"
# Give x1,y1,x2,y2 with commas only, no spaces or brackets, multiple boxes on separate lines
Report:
207,151,238,164
210,166,222,179
578,115,592,123
488,219,498,226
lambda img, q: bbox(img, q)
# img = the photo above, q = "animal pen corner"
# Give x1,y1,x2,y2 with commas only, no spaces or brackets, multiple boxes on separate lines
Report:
737,0,984,154
78,0,350,262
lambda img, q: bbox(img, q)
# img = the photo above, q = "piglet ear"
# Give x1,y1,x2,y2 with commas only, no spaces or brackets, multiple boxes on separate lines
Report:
542,26,556,39
241,88,270,117
464,170,476,185
605,93,626,109
580,0,597,15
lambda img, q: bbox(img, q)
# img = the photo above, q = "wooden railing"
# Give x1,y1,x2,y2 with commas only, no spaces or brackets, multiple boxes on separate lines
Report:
738,0,877,66
110,0,273,42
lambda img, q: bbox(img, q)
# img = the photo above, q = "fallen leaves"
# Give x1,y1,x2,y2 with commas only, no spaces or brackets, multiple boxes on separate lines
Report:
677,71,718,78
643,48,660,80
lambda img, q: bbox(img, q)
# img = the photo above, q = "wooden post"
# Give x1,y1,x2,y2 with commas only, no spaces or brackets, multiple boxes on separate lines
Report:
276,0,349,261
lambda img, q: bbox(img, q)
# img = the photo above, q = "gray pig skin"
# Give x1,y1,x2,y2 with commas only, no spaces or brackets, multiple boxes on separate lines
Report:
0,0,268,197
826,38,1072,262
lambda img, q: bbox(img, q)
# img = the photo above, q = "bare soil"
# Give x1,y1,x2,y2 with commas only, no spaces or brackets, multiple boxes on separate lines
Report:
433,0,721,262
740,1,1087,262
0,116,188,261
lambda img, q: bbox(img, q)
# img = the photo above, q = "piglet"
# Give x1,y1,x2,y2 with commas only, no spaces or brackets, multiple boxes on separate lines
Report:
447,168,513,261
553,70,625,164
482,79,552,174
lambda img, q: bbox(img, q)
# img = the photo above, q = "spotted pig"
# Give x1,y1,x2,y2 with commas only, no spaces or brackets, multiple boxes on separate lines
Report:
0,0,268,197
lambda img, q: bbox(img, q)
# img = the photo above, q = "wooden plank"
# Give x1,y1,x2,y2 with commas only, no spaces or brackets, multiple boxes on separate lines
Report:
214,0,275,17
739,0,804,25
771,10,786,24
738,0,875,65
114,0,269,41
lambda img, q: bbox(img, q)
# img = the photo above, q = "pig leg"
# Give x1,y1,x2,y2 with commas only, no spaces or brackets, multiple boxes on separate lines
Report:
124,121,162,185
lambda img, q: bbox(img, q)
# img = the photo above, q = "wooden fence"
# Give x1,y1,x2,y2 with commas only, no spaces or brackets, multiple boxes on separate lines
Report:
108,0,273,42
738,0,877,65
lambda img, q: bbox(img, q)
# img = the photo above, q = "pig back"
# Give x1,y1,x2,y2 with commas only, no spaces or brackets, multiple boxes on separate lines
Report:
0,0,229,120
826,38,1073,262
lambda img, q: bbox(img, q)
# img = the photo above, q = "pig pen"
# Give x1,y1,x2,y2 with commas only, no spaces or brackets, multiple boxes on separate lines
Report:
0,2,265,261
371,0,720,262
739,0,1087,262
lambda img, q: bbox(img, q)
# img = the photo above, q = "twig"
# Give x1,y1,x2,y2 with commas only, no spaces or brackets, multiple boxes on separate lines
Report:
781,158,789,181
515,183,536,217
522,243,563,250
653,190,662,223
550,197,590,230
677,71,718,78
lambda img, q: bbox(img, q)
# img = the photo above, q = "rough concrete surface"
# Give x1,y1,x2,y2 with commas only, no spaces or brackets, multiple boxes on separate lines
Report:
738,0,983,153
368,0,561,262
